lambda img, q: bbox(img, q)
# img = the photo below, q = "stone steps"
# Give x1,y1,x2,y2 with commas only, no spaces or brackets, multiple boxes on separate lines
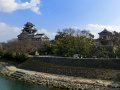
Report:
10,71,25,79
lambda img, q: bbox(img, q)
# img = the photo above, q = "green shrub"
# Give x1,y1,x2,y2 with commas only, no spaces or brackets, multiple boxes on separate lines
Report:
15,52,28,62
3,52,28,62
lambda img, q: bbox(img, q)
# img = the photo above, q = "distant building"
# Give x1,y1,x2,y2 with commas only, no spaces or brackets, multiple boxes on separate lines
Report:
92,29,117,58
92,29,120,55
18,22,49,42
97,29,113,46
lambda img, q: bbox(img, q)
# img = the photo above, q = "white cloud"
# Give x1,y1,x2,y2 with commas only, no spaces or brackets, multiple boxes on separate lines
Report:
38,28,56,40
0,0,41,14
0,22,21,42
86,24,120,31
85,24,120,38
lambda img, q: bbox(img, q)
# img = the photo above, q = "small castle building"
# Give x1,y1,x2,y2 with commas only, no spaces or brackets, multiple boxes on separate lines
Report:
98,29,113,46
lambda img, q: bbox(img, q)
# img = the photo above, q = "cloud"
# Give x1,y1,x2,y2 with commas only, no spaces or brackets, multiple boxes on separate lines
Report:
85,24,120,38
86,24,120,32
0,22,21,42
0,0,41,14
38,28,56,40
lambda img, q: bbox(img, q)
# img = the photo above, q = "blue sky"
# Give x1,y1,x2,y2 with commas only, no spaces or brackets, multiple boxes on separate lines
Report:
0,0,120,42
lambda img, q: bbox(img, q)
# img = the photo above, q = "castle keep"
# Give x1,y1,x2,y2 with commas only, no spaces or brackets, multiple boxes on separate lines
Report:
18,22,49,42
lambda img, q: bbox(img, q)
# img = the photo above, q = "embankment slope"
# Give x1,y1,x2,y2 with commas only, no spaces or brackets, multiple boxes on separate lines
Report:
19,57,120,81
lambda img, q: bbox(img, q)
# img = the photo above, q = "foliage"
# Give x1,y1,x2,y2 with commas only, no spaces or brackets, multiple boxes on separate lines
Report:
95,47,115,58
1,38,51,61
2,27,120,59
1,40,35,61
115,46,120,58
38,43,51,55
51,28,94,57
15,52,28,62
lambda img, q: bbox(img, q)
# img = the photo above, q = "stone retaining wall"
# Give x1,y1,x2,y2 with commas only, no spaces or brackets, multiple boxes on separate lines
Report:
19,58,120,80
0,62,120,90
27,56,120,70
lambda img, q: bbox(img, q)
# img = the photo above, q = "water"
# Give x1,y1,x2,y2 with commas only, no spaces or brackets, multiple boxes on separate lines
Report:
0,76,59,90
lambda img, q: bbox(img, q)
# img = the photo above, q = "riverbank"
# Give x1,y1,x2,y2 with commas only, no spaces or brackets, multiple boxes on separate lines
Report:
0,62,120,90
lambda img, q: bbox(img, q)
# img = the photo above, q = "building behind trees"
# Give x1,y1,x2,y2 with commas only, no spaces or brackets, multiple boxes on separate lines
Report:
1,22,120,58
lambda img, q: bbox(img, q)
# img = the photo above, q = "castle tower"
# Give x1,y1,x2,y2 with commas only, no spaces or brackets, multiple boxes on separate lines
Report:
23,22,37,34
18,22,49,41
98,29,113,46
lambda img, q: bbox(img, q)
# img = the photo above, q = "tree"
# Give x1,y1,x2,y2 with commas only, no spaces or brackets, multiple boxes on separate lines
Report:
37,41,51,55
95,47,115,58
115,46,120,58
51,28,94,57
2,39,37,61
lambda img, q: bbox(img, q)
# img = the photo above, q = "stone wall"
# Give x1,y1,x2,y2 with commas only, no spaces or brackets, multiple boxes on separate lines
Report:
27,56,120,69
0,62,120,90
19,56,120,80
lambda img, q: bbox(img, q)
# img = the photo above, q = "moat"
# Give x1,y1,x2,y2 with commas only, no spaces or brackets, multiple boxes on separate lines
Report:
0,76,59,90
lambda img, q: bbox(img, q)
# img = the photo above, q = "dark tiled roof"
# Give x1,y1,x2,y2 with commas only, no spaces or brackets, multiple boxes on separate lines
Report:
36,33,44,35
24,22,35,27
98,29,112,35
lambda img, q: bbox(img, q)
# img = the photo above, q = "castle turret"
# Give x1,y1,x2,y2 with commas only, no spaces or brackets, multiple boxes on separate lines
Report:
98,29,113,46
23,22,37,34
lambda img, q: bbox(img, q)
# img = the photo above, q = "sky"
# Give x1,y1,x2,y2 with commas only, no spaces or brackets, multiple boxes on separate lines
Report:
0,0,120,42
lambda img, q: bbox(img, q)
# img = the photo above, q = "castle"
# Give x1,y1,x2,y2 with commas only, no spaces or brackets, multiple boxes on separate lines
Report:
18,22,49,42
95,29,120,47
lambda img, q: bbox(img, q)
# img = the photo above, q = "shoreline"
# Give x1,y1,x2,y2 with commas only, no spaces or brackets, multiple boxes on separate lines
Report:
0,62,120,90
